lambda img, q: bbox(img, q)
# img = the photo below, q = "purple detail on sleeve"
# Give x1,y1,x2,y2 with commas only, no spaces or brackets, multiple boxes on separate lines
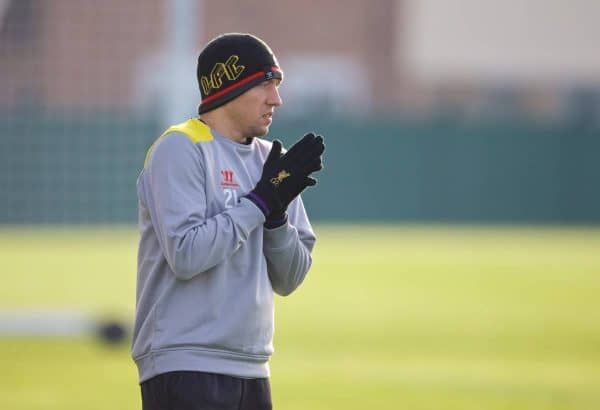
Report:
246,192,270,216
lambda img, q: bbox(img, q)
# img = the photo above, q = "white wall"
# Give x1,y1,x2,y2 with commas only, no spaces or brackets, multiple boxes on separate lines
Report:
402,0,600,82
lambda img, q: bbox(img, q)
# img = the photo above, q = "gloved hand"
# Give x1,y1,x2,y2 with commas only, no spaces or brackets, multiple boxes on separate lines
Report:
265,133,325,227
246,133,325,219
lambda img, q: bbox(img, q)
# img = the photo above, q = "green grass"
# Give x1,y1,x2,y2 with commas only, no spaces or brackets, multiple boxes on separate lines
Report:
0,225,599,409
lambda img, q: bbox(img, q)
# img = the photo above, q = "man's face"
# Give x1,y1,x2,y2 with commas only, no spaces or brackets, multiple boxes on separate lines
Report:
223,79,282,140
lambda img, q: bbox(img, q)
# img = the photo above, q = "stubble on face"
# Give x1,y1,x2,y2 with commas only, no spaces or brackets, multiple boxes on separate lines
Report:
222,80,281,142
227,106,268,141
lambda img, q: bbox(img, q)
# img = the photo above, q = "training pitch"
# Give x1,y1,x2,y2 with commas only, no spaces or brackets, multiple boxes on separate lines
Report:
0,224,599,410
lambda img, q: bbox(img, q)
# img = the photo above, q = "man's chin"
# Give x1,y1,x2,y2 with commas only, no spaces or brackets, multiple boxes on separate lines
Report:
250,125,269,138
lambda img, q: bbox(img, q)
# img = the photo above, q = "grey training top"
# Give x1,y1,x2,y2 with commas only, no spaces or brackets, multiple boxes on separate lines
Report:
131,118,316,383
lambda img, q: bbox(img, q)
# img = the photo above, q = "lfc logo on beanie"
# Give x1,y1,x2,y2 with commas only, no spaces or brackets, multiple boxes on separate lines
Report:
200,55,246,96
197,33,284,114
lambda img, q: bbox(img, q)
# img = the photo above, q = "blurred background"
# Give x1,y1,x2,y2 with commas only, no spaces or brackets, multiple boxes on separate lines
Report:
1,1,599,409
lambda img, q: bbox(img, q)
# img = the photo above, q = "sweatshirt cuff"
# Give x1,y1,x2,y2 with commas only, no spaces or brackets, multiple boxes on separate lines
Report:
245,192,270,217
263,221,296,250
239,197,267,223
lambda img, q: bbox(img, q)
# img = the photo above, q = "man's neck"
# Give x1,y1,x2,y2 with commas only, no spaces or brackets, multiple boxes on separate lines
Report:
199,114,247,144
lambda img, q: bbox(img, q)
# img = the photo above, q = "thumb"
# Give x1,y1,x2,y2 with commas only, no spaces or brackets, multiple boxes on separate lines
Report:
304,176,317,187
266,140,282,164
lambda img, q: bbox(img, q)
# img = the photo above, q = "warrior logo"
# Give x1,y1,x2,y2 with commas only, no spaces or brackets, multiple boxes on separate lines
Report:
221,169,239,187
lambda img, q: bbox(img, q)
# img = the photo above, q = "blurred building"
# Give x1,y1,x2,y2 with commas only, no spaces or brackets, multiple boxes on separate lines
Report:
1,0,600,122
0,0,401,120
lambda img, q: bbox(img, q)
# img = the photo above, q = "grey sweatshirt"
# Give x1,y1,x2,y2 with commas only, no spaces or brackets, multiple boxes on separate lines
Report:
132,118,316,383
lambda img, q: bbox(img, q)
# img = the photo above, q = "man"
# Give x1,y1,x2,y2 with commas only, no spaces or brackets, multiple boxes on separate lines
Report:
132,33,325,410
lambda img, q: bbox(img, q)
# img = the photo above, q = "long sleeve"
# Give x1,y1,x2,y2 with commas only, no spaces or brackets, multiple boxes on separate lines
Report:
262,197,316,296
141,132,265,280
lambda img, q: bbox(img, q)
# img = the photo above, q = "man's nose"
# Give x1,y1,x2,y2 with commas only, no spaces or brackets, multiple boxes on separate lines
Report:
268,87,283,107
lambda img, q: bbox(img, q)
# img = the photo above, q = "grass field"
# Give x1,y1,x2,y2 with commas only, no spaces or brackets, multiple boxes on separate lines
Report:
0,225,599,410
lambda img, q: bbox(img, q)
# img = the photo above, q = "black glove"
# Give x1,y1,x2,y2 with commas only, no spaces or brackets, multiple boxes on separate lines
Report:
265,133,325,225
246,134,325,218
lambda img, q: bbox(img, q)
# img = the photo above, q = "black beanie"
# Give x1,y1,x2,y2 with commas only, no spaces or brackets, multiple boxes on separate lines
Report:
197,33,283,114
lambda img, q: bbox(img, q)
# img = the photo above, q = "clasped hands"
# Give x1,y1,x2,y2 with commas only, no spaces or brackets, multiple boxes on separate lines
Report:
247,133,325,218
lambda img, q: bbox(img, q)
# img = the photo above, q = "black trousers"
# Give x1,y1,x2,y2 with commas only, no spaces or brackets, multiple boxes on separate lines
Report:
140,371,272,410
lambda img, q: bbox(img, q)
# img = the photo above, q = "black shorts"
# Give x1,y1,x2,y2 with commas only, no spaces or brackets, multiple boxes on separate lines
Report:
140,371,272,410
